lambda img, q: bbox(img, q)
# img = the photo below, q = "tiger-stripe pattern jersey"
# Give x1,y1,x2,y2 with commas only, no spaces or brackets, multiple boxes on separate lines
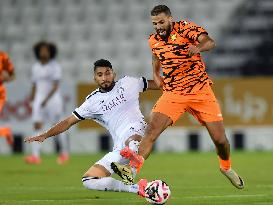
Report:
148,20,212,94
0,51,14,110
0,51,14,86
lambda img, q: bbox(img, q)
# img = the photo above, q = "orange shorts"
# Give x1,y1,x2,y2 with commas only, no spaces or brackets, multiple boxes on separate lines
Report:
152,84,223,125
0,86,6,113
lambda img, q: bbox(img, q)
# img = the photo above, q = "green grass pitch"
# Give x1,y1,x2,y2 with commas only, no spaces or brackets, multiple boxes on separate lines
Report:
0,152,273,205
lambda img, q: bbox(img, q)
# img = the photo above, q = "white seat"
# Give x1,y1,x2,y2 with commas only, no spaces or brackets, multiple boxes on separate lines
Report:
63,4,84,24
47,23,69,42
107,4,129,23
120,58,144,76
88,23,111,41
59,59,79,79
43,5,63,24
57,41,74,59
4,24,25,41
10,43,31,62
68,23,89,42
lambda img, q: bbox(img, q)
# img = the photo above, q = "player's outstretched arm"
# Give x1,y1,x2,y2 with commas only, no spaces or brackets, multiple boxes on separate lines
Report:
188,34,216,57
24,115,79,143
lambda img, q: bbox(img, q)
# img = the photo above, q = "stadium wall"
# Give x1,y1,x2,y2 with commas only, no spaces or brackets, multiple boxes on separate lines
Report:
1,77,273,154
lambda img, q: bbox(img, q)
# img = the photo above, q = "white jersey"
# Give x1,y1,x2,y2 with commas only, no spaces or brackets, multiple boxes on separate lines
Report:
31,60,62,103
31,60,63,123
73,76,148,149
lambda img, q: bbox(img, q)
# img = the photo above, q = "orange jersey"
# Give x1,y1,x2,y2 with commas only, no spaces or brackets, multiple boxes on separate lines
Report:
148,20,212,94
0,51,14,87
0,51,14,107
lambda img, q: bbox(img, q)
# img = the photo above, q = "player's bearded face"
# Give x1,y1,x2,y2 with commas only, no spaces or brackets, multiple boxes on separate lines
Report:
94,67,116,91
151,13,173,39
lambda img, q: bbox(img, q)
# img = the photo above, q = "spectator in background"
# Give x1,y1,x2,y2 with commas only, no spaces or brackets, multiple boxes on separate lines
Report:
0,51,15,145
25,41,69,164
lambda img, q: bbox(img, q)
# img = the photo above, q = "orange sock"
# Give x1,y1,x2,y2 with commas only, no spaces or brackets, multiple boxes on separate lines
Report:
0,127,11,136
218,156,231,171
0,127,13,145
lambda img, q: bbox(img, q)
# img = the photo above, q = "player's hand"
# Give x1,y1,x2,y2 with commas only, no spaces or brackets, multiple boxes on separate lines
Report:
188,45,200,57
24,135,47,143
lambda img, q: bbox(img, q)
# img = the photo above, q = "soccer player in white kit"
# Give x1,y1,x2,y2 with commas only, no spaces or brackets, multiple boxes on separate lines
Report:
25,41,69,165
25,59,159,196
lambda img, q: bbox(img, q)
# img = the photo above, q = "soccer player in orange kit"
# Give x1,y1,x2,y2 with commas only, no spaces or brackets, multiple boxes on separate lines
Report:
113,5,244,190
0,51,15,145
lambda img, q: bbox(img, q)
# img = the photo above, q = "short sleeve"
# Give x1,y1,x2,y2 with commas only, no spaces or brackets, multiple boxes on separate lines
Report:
179,21,208,42
3,53,14,74
123,76,148,93
139,77,148,92
72,100,93,120
51,62,61,81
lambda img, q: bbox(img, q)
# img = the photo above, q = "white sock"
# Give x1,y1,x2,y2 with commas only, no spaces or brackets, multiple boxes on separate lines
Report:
129,140,140,178
32,130,41,157
82,177,138,193
128,140,140,154
32,142,41,157
128,140,140,177
58,132,69,155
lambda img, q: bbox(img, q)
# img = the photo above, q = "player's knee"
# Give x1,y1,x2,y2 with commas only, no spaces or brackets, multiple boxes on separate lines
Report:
214,136,229,147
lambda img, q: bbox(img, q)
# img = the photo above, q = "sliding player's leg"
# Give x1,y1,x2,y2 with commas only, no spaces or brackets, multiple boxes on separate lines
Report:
120,112,172,174
111,134,142,184
82,152,139,194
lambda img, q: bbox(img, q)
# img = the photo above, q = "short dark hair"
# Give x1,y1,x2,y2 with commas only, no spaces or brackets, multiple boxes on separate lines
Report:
33,41,57,60
94,59,113,71
151,5,171,16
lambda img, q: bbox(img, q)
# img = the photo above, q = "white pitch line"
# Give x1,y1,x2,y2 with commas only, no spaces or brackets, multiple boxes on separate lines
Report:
184,194,267,199
0,198,142,203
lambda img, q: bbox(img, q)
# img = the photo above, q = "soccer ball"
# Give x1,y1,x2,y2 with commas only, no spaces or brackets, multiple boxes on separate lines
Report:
144,180,171,204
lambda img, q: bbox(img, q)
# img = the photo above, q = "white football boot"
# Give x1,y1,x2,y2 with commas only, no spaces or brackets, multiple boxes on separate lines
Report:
220,168,245,189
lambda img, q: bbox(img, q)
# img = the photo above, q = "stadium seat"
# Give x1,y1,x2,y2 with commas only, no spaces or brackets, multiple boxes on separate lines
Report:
0,0,270,79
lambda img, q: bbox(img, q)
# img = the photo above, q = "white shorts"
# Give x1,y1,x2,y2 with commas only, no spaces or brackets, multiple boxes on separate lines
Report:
96,121,147,174
95,150,129,175
112,121,147,151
